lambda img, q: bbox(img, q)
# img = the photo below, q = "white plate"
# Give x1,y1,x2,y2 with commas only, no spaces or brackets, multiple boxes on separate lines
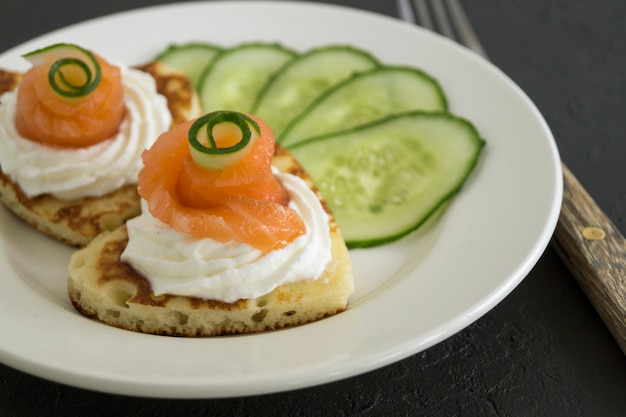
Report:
0,1,562,398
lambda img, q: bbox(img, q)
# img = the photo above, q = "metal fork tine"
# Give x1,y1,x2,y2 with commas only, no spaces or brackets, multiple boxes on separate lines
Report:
396,0,417,25
429,0,456,39
397,0,489,59
411,0,435,31
443,0,489,58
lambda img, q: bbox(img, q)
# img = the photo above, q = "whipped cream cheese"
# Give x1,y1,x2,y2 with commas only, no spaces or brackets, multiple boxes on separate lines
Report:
121,169,332,303
0,65,172,200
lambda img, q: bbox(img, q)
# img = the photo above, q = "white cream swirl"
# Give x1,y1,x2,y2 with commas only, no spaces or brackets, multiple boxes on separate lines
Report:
0,65,171,200
121,169,332,303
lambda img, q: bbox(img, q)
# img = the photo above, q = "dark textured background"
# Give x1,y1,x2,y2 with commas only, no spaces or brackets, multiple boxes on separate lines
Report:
1,0,625,416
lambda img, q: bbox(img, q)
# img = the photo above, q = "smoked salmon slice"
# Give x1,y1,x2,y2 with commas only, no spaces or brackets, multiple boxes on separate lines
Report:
138,115,306,252
15,51,125,148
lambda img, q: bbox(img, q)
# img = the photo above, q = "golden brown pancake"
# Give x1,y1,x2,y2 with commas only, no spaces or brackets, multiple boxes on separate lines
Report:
0,62,202,247
67,146,354,336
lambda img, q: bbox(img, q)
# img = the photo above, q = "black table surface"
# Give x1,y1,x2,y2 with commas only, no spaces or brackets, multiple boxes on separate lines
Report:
1,0,625,416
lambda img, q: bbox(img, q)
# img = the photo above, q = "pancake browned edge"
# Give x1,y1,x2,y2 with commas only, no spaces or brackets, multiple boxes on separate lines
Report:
0,62,202,247
68,146,355,337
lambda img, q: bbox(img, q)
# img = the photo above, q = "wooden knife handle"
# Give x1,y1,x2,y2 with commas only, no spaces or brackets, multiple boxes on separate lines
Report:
553,163,626,355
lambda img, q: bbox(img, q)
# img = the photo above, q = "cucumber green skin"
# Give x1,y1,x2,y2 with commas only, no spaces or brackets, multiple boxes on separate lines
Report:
197,42,297,114
155,42,222,88
278,65,448,147
23,42,93,63
289,111,485,249
250,44,380,137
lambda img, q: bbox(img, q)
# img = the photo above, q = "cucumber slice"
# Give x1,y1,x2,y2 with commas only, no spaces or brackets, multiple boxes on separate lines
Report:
198,42,297,113
250,45,379,137
23,43,94,66
289,111,485,248
23,43,101,98
155,42,221,88
278,66,448,147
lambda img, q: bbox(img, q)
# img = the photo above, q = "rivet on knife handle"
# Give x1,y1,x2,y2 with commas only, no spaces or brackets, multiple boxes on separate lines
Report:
553,163,626,355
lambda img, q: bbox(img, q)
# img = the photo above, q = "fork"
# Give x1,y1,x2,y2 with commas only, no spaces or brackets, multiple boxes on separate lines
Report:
397,0,626,355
